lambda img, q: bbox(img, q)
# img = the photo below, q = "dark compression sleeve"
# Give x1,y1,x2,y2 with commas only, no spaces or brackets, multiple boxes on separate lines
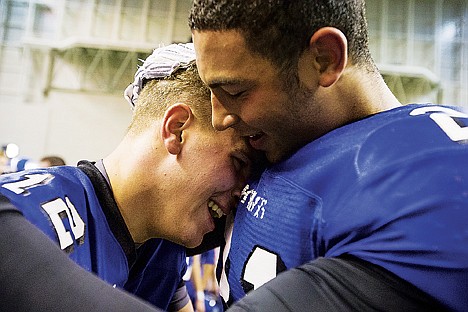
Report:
0,209,162,312
227,255,447,312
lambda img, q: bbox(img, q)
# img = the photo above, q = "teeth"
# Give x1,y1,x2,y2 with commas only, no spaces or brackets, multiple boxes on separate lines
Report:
208,200,225,218
248,133,261,139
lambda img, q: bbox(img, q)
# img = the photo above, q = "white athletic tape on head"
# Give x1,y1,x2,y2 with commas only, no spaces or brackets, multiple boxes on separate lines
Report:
124,43,196,109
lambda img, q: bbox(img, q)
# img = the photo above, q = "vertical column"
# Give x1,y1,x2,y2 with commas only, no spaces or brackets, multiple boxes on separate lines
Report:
406,0,415,65
380,0,389,64
141,0,149,42
165,0,177,43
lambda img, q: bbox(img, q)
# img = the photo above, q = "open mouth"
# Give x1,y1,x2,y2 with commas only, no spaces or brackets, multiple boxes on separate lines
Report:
247,132,266,150
208,199,225,218
248,132,264,141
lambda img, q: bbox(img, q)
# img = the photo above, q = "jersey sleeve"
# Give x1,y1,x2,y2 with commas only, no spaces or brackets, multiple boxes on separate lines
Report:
0,208,162,312
227,256,446,312
333,149,468,310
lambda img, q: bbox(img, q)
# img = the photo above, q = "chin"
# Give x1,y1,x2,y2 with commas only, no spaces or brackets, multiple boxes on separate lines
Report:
177,231,204,248
266,150,287,164
266,144,297,164
183,237,203,249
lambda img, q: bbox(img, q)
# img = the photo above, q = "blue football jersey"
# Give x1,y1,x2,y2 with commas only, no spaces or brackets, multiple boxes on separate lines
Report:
0,161,189,309
222,104,468,311
125,238,188,310
0,165,130,287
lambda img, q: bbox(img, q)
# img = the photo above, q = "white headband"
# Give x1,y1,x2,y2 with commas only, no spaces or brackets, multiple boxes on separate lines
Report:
124,43,196,109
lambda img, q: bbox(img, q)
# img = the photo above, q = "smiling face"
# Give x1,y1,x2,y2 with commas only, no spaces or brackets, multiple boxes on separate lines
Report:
112,55,256,248
162,121,252,248
193,30,321,163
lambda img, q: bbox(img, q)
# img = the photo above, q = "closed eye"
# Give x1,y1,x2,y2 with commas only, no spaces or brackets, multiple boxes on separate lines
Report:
213,87,246,100
227,90,245,98
232,156,246,173
231,152,252,179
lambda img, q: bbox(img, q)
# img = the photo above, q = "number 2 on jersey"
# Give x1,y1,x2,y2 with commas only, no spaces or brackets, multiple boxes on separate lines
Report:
411,106,468,142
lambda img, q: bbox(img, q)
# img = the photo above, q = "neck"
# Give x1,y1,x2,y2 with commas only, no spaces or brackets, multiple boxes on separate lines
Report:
323,67,401,132
102,134,165,244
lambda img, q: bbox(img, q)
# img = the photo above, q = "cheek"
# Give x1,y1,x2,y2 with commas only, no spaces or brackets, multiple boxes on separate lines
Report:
243,91,287,124
241,93,268,119
209,159,237,188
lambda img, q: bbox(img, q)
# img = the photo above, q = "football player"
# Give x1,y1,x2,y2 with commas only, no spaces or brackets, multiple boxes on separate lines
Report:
190,1,468,310
0,43,251,311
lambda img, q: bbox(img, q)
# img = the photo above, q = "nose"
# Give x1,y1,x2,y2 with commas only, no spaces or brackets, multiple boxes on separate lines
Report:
211,93,239,131
228,180,247,210
231,185,243,199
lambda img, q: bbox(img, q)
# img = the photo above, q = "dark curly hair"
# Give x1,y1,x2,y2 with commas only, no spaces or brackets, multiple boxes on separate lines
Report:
190,0,377,74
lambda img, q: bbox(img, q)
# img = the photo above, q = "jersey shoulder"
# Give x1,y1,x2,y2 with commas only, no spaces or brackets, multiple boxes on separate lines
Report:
273,104,468,182
355,104,468,174
0,166,92,199
0,166,94,215
0,166,95,250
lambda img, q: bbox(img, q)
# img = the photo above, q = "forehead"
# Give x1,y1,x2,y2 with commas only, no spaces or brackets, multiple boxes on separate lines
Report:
192,30,275,88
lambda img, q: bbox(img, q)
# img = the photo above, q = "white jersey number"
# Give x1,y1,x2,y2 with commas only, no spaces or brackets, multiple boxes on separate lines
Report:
42,197,86,252
2,173,86,253
2,173,52,195
410,106,468,142
220,235,285,302
241,246,283,291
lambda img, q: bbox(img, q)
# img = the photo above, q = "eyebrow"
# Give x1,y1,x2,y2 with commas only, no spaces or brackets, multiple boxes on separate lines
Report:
206,78,246,89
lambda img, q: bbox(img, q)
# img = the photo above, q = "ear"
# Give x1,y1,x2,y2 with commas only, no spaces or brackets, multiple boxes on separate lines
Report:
310,27,348,87
161,103,194,155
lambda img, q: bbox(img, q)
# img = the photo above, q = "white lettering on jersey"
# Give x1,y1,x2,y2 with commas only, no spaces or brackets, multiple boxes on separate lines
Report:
2,173,52,195
240,184,267,219
42,197,86,252
410,106,468,142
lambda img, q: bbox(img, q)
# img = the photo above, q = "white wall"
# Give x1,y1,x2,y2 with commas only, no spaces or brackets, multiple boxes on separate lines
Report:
0,91,131,166
0,0,192,166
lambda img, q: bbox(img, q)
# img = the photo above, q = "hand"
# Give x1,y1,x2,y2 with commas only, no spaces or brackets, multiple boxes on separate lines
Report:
195,296,205,312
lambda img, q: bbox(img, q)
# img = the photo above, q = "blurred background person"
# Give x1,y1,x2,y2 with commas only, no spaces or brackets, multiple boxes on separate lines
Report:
39,155,66,167
184,248,222,312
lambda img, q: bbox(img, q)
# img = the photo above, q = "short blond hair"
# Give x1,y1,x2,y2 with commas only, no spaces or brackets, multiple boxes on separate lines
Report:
128,64,211,134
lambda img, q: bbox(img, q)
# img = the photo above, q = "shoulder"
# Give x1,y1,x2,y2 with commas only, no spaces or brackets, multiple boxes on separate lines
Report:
0,166,90,193
0,167,94,234
272,104,468,180
355,104,468,175
0,167,93,211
